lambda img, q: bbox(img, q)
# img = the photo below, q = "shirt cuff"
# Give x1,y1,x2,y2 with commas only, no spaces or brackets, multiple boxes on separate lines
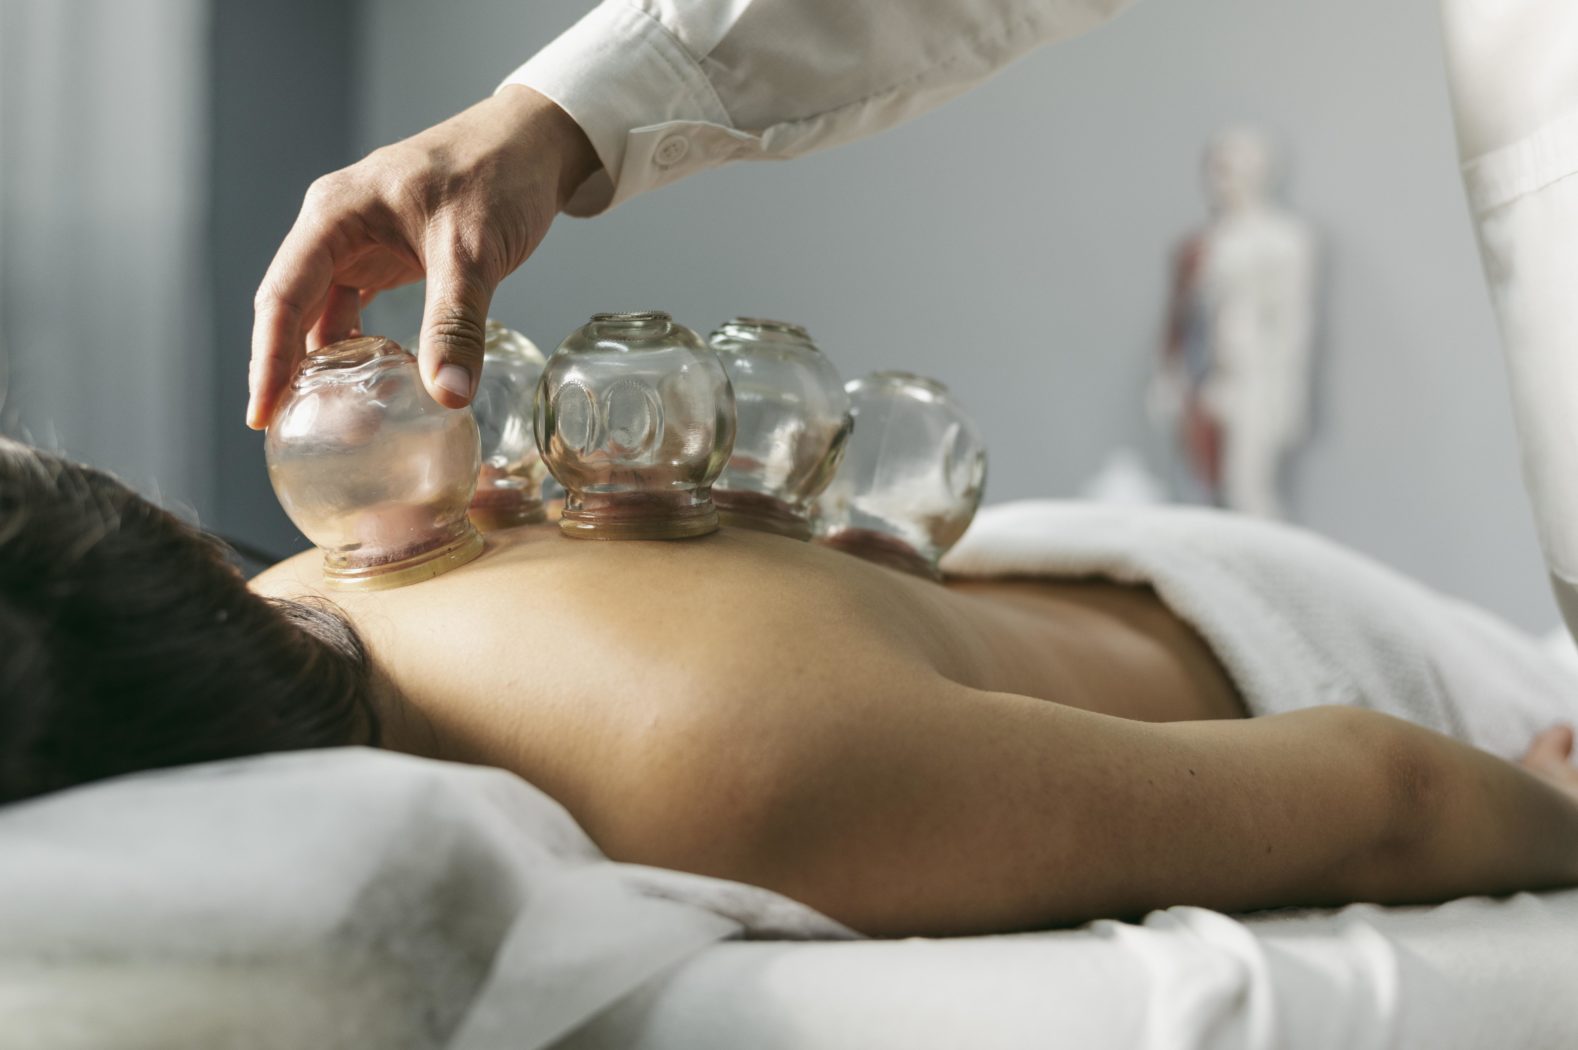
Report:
1460,108,1578,216
498,1,740,216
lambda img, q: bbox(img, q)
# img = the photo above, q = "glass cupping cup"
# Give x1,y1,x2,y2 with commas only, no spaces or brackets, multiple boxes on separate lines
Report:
707,318,852,540
265,336,483,589
812,371,987,579
468,319,550,530
535,312,736,539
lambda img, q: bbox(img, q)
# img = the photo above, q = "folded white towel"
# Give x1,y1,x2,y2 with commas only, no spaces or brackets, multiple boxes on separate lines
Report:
943,500,1578,758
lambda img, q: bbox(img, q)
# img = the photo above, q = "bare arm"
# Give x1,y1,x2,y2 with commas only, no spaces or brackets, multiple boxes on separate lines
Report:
604,679,1578,936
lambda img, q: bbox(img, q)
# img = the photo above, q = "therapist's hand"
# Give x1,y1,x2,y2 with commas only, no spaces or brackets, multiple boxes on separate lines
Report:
247,85,599,428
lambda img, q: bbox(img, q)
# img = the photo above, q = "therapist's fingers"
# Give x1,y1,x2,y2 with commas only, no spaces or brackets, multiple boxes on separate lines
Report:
248,219,340,429
417,242,494,408
308,284,364,353
247,87,600,426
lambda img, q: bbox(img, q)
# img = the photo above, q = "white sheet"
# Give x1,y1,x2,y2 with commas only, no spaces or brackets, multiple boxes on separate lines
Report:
563,890,1578,1050
5,743,1577,1049
0,749,846,1050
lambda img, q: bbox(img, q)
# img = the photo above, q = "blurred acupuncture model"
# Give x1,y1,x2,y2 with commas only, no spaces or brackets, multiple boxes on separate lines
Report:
1154,128,1317,520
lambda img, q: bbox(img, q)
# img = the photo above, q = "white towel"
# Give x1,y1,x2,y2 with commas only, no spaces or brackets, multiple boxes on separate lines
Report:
942,500,1578,759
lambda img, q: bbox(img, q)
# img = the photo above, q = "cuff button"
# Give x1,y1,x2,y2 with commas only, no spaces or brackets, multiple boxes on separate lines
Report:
654,134,690,169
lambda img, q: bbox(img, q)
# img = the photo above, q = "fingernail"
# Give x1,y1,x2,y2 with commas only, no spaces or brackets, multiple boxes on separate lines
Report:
435,363,475,400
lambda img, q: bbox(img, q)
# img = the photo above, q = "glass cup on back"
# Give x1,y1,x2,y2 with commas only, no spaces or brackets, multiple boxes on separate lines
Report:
535,311,736,539
265,336,483,590
707,318,852,540
812,371,987,579
468,319,549,530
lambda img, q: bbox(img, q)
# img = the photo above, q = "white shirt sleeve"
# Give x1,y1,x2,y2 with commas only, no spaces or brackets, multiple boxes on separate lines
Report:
501,0,1136,215
1439,0,1578,631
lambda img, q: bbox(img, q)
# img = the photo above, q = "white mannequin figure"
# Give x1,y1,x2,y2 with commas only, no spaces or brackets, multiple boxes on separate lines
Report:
1157,128,1318,520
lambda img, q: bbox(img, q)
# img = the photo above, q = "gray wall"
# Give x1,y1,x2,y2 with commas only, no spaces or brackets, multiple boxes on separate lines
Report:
357,0,1555,629
209,0,360,561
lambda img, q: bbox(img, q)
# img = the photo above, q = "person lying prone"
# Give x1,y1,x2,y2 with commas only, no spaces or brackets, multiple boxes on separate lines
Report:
4,438,1578,935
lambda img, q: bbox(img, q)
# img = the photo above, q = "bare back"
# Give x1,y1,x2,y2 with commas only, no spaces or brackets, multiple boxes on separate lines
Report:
252,525,1242,834
249,525,1578,937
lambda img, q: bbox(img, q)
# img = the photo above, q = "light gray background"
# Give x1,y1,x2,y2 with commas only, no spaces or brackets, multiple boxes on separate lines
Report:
357,0,1553,629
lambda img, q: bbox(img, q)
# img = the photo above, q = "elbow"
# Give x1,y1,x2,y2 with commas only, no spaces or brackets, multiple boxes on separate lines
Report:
1376,714,1445,858
1326,707,1447,900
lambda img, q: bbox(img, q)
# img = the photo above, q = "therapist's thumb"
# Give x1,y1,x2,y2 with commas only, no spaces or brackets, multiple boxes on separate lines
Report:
417,248,493,409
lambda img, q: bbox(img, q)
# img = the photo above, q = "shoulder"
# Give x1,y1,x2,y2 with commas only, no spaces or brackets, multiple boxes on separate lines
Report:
248,548,327,599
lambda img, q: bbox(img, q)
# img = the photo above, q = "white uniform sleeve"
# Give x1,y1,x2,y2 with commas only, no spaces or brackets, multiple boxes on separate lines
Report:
502,0,1136,215
1439,0,1578,634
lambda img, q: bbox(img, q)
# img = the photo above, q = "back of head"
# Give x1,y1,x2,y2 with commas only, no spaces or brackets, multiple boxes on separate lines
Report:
0,439,376,804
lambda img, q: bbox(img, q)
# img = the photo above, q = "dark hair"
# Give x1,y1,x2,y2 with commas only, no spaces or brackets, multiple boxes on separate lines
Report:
0,439,377,804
